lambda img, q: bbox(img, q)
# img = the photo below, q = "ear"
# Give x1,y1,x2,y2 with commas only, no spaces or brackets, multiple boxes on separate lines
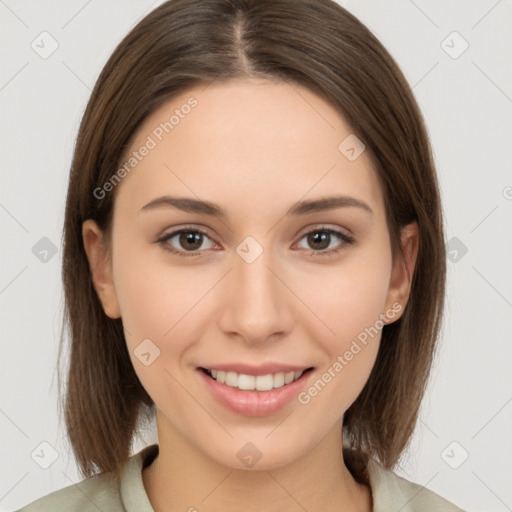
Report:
384,221,419,323
82,219,121,319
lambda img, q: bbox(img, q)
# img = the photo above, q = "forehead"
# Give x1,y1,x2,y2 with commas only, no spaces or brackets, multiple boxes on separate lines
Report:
114,78,384,217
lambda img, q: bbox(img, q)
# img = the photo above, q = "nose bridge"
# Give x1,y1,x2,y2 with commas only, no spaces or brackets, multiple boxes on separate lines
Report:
219,235,292,344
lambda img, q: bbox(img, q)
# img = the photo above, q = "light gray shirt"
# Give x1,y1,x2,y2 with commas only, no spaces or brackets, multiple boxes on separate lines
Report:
17,444,466,511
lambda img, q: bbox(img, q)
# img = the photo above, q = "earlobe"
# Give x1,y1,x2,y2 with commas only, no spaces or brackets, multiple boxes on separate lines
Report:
384,222,419,323
82,219,121,319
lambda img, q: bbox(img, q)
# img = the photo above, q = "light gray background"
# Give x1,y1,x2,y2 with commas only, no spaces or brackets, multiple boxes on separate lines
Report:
1,1,511,511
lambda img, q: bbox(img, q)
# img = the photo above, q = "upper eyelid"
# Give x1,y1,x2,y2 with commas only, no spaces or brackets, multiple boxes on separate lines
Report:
294,224,353,240
158,225,217,243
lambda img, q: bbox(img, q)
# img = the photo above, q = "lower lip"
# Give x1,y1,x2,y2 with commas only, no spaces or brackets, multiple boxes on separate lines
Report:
198,368,314,417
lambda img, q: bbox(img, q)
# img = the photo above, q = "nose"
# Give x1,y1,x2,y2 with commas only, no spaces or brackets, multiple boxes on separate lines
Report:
217,242,295,346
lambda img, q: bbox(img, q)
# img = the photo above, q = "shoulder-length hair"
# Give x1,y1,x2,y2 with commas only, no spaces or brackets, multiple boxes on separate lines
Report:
59,0,446,482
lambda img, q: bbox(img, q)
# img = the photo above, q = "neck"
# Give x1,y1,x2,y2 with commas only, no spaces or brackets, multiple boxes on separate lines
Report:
142,411,372,512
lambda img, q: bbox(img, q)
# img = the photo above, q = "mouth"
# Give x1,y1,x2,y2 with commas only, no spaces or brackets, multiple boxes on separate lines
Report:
199,367,315,392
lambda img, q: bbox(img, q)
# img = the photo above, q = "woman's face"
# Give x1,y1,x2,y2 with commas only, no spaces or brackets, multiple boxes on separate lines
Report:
84,77,416,470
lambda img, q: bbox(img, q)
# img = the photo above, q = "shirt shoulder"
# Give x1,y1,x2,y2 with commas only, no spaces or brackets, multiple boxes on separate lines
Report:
15,472,122,512
15,444,158,512
367,458,467,512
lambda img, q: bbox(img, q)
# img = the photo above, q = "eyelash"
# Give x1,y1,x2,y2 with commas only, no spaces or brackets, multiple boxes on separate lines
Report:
156,225,355,258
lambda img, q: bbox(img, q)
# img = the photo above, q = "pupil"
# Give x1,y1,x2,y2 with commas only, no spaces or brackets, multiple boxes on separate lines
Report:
180,231,202,250
309,232,329,250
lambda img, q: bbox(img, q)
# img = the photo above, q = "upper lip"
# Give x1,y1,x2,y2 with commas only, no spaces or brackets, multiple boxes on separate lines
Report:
200,363,313,376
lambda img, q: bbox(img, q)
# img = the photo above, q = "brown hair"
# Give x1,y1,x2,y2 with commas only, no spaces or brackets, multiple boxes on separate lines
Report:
58,0,446,483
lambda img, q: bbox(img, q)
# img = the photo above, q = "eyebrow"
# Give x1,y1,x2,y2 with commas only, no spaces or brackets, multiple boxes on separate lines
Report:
138,195,373,217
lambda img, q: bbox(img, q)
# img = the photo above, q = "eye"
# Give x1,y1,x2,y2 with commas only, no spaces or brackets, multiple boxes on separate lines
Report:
157,225,355,258
295,227,355,257
157,227,217,257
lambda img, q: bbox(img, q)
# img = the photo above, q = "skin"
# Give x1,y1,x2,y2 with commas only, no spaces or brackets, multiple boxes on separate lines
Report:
83,78,418,512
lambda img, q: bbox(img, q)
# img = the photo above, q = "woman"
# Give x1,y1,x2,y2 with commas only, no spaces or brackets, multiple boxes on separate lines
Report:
19,0,464,510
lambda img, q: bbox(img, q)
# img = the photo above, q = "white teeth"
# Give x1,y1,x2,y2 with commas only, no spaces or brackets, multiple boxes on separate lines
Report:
273,372,285,388
284,371,295,385
225,371,238,387
255,374,274,391
238,374,256,390
207,369,306,390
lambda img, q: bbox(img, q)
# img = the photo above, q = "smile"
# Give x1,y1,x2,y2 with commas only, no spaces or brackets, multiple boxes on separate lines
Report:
198,364,315,416
202,368,307,391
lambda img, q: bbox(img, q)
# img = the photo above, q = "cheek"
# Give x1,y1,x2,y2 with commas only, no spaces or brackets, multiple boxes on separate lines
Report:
117,274,208,355
297,247,392,345
111,236,202,351
294,247,392,409
111,246,204,407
